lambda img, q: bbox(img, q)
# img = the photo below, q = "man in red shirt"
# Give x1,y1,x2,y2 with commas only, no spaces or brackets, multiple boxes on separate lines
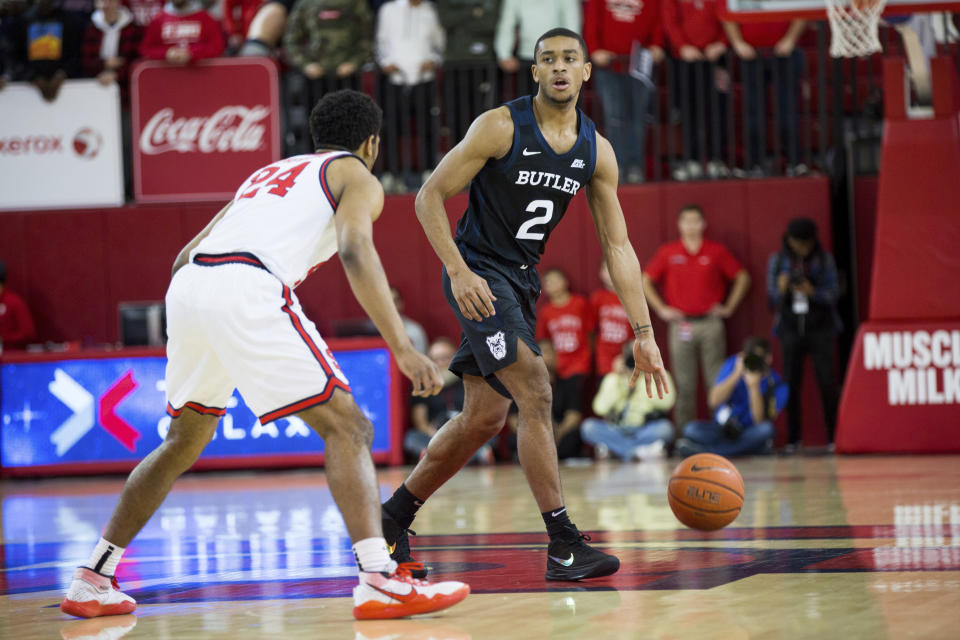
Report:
140,0,225,64
590,261,631,376
0,261,36,352
722,17,807,175
536,268,594,458
661,0,730,180
584,0,664,184
643,205,750,431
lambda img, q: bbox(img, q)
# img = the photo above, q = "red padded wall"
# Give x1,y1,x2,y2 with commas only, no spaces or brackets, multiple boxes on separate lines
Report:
0,177,832,443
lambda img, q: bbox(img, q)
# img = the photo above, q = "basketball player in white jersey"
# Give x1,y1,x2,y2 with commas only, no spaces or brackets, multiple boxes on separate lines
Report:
60,90,470,621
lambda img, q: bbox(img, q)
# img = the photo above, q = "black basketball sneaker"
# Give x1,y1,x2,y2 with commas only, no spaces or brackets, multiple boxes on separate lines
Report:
545,526,620,581
381,508,427,579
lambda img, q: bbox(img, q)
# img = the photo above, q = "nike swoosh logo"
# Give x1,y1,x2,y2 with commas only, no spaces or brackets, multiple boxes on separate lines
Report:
690,463,728,473
549,554,575,567
370,583,419,604
522,148,541,156
551,508,566,517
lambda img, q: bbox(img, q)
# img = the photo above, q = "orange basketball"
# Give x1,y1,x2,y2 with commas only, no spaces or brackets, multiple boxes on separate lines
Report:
667,453,745,531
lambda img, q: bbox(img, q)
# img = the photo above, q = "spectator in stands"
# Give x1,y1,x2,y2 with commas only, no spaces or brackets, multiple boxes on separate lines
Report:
140,0,225,63
662,0,731,181
0,260,36,352
536,268,592,459
436,0,500,142
375,0,444,192
82,0,142,100
676,336,787,457
767,217,840,453
391,286,428,354
722,17,807,176
407,337,494,464
127,0,164,28
643,204,750,433
581,343,676,460
583,0,663,184
494,0,580,97
223,0,263,51
19,0,83,102
590,260,631,377
283,0,371,81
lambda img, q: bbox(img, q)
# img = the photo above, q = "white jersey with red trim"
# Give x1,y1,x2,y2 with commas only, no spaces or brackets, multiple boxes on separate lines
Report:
191,151,356,288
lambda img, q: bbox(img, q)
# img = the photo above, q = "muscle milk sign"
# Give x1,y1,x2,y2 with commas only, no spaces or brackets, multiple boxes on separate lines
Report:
864,331,960,406
131,58,280,202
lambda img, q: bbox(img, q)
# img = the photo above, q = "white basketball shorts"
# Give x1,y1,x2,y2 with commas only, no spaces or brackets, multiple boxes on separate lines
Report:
164,252,351,423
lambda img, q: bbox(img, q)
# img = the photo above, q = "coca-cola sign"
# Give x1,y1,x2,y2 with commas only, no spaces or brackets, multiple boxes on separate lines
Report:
139,106,269,155
132,58,280,202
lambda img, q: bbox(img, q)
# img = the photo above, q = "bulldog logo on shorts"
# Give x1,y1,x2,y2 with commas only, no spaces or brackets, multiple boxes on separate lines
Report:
486,331,507,360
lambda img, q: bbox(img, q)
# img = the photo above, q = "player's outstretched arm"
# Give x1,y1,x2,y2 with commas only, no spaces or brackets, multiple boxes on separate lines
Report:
330,159,443,397
171,201,233,278
586,135,669,399
415,107,513,322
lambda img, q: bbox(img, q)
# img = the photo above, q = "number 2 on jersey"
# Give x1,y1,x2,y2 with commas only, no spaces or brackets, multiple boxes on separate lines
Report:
515,200,554,241
238,161,310,200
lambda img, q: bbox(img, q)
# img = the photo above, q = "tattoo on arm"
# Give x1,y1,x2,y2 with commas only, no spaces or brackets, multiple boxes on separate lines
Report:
634,323,651,336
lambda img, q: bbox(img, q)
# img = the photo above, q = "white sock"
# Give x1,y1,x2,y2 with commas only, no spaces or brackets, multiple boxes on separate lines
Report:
352,537,397,574
85,537,125,577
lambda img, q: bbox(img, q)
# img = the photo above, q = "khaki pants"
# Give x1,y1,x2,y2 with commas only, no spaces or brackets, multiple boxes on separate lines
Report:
668,316,727,432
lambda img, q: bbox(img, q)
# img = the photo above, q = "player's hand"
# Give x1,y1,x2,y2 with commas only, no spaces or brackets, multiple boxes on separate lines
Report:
630,336,669,399
396,346,444,397
450,268,497,322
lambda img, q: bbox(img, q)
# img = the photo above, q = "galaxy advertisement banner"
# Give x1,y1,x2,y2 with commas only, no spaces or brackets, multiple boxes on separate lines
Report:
0,342,402,475
131,58,281,202
0,80,124,210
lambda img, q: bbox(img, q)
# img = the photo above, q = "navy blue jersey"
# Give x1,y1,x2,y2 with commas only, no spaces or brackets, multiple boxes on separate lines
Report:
454,96,598,266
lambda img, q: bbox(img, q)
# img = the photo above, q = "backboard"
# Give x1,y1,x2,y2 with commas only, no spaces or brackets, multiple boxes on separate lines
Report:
720,0,960,22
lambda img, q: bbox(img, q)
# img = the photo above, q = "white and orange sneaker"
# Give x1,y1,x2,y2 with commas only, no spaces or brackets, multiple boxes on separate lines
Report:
353,563,469,620
60,567,137,618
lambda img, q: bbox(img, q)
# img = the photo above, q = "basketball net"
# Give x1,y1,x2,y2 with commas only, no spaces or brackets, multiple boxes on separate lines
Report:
824,0,888,57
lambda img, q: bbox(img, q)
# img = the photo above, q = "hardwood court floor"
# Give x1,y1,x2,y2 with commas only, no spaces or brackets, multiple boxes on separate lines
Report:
2,456,958,639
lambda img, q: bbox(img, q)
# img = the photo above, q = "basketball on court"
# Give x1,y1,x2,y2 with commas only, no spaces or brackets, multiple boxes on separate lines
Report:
668,454,745,531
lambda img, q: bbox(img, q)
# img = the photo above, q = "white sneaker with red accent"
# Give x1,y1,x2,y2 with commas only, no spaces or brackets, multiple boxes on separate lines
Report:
353,563,469,620
60,567,137,618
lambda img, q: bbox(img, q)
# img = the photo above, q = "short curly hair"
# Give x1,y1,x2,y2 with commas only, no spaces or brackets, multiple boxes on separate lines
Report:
310,90,382,152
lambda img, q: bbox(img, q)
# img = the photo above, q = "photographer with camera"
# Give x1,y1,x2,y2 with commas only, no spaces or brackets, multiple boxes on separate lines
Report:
767,217,841,453
675,337,788,457
581,343,676,461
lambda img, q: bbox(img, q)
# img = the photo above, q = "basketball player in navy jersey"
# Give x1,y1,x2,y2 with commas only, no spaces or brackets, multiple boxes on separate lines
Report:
381,28,670,581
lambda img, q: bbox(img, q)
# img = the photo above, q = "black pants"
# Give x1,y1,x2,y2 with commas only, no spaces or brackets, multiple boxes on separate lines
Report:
780,329,838,444
381,80,439,177
673,58,729,163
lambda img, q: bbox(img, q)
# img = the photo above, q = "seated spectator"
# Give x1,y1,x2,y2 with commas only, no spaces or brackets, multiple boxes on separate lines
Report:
282,0,371,83
375,0,444,192
584,0,663,183
0,260,36,352
391,287,428,354
581,344,676,461
494,0,580,98
536,268,593,459
82,0,142,99
223,0,263,51
407,337,494,464
676,336,788,457
767,217,840,453
662,0,731,181
140,0,225,64
722,17,807,176
20,0,83,102
590,260,631,378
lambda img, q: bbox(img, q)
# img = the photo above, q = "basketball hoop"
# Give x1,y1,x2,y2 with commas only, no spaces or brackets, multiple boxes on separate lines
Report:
824,0,888,58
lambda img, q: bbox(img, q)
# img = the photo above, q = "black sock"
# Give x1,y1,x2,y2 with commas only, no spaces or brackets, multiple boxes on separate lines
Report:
383,483,424,530
542,506,574,540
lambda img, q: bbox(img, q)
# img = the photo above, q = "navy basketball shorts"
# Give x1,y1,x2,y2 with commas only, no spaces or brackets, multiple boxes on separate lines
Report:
442,252,541,398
